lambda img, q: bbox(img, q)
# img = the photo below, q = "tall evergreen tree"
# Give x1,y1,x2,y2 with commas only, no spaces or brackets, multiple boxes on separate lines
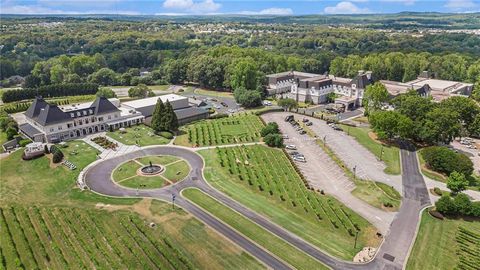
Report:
151,98,165,132
165,101,179,131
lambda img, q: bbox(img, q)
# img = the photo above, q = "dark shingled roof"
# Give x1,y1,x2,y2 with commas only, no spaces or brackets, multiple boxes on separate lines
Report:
90,96,120,115
25,97,48,119
174,107,209,120
19,123,43,138
36,104,71,125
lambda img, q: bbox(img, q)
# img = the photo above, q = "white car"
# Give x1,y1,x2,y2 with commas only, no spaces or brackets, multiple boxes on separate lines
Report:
293,156,306,162
285,144,297,150
263,100,272,106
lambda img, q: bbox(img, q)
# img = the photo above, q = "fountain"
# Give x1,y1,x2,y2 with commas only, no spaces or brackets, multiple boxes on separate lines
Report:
139,161,164,176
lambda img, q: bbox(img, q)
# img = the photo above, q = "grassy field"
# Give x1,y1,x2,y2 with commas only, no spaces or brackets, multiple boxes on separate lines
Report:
200,145,381,260
111,155,190,189
0,144,265,269
407,210,480,270
174,113,264,147
107,124,171,146
0,130,7,153
183,188,329,270
194,88,233,98
340,124,401,175
352,181,401,211
0,140,142,207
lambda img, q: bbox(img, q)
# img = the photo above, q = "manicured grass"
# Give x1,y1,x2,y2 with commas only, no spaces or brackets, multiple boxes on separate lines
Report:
340,124,400,175
148,200,264,270
199,146,381,260
0,140,140,207
107,124,170,146
137,155,179,166
183,188,329,270
163,160,190,182
174,113,264,147
406,210,480,270
0,130,7,153
111,155,190,189
112,160,142,182
119,175,166,189
417,149,447,182
194,88,233,98
352,181,400,211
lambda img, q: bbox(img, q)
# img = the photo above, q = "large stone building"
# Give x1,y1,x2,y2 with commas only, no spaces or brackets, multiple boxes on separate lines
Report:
19,94,209,143
381,71,473,101
266,70,373,110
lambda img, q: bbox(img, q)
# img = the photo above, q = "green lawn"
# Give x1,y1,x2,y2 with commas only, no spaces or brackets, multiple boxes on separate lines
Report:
107,125,170,146
111,155,190,189
112,160,142,182
119,175,166,189
194,88,233,98
0,130,7,153
0,141,140,207
199,146,381,260
163,160,190,182
183,188,329,270
340,125,401,175
174,113,264,147
407,210,480,270
352,181,401,211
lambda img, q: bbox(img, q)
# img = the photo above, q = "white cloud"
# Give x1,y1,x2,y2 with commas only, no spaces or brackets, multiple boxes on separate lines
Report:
238,8,294,15
0,3,139,15
444,0,477,9
324,1,370,14
162,0,221,13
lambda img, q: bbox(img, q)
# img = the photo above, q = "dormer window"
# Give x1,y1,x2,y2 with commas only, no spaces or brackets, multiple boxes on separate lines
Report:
83,111,87,116
89,109,93,114
70,113,74,118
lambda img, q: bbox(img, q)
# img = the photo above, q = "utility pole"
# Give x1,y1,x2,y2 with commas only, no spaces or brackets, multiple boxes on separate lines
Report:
323,135,327,146
353,165,357,180
380,145,384,161
172,194,176,210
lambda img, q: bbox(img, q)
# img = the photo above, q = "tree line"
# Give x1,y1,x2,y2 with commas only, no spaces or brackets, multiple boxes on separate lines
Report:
1,83,99,103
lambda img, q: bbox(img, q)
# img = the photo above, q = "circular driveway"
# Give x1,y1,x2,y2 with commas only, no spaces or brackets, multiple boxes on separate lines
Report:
84,146,203,198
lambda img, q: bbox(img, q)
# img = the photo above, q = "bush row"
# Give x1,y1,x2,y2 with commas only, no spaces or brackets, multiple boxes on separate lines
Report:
2,83,99,103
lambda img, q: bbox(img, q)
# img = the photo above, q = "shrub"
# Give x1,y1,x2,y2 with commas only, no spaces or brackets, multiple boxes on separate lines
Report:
260,122,280,137
421,146,474,177
435,195,456,215
264,133,283,147
158,131,173,139
50,145,59,154
18,139,31,147
433,187,442,196
44,145,49,154
52,150,64,163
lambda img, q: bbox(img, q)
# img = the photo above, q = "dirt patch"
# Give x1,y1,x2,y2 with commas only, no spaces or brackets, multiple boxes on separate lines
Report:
353,247,376,262
46,154,62,169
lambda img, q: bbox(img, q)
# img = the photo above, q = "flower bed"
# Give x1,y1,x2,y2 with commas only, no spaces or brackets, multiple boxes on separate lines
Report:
91,136,118,150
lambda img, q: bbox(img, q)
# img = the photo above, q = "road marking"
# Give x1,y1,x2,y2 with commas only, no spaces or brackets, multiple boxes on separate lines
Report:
375,216,382,220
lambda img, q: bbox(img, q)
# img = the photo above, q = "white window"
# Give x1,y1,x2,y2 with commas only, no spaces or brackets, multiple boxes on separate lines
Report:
83,111,87,116
89,109,93,114
70,113,74,118
77,112,81,116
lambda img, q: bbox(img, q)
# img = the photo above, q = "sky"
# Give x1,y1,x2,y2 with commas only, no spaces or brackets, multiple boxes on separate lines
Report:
0,0,479,15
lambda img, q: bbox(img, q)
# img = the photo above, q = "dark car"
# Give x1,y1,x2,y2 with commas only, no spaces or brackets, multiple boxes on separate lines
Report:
221,102,228,107
285,115,294,122
306,122,313,126
302,118,309,123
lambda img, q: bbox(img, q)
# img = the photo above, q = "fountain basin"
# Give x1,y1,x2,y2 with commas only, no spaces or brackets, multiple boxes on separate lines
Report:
138,164,164,176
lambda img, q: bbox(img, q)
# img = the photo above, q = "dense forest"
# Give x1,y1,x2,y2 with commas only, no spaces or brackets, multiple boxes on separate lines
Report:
1,15,479,95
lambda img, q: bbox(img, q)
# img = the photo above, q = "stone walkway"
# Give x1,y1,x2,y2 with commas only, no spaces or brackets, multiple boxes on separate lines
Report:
82,132,140,160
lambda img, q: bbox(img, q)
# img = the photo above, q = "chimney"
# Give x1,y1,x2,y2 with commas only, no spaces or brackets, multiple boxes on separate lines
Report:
358,70,364,76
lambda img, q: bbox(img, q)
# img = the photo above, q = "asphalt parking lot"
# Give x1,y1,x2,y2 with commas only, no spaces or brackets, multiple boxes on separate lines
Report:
180,92,241,114
262,112,395,233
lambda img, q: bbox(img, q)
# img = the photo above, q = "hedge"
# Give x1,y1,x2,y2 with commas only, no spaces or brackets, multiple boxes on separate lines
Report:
2,83,99,103
158,131,173,139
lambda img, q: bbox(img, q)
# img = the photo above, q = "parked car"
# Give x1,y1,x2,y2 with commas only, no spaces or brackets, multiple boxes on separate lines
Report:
299,130,306,135
221,102,228,107
263,100,272,106
306,122,313,126
285,144,297,150
285,115,294,122
302,118,309,123
289,151,300,156
333,126,343,131
282,134,289,139
293,156,306,162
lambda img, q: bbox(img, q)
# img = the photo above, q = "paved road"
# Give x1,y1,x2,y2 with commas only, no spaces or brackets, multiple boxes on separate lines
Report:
262,113,394,233
84,142,430,270
84,146,290,270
